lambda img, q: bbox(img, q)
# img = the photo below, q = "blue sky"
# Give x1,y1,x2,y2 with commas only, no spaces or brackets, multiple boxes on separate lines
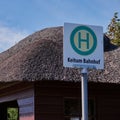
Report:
0,0,120,52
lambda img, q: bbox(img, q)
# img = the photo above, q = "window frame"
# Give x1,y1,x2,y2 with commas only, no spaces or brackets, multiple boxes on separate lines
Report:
64,97,96,120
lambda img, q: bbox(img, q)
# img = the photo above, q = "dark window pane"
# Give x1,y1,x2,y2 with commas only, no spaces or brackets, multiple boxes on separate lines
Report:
64,98,80,116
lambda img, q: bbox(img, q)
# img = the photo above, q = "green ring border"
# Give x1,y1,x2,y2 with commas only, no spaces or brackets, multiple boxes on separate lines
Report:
70,26,97,55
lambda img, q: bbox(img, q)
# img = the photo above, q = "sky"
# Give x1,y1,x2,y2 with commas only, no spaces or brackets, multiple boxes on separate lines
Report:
0,0,120,52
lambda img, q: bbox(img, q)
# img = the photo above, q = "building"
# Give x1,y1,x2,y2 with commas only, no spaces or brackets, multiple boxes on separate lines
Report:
0,27,120,120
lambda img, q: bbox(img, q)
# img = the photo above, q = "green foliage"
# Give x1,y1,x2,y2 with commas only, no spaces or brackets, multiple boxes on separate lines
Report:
106,12,120,45
7,108,18,120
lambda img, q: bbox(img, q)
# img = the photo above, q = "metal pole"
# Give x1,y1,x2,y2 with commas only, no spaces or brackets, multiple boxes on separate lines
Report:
81,68,88,120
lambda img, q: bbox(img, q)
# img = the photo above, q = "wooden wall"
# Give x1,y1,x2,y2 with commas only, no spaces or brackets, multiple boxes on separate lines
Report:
18,96,34,120
1,81,120,120
0,82,35,120
34,81,120,120
89,83,120,120
35,81,82,120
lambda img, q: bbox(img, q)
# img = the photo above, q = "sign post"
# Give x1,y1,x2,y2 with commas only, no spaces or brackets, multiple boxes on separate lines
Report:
63,23,104,120
81,68,88,120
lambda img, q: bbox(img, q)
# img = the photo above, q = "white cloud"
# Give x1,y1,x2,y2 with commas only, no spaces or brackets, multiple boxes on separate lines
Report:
0,25,29,53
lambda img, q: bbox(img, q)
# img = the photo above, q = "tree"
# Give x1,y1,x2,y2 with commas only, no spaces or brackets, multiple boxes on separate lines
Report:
7,108,18,120
106,12,120,45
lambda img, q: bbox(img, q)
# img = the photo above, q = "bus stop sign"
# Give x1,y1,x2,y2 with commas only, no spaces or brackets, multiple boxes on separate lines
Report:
63,23,104,69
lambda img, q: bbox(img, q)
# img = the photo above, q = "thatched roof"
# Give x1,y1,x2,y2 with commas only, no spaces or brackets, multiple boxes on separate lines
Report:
0,26,120,83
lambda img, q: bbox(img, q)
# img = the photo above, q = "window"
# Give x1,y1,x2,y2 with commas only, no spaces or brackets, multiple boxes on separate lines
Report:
64,98,96,120
0,100,19,120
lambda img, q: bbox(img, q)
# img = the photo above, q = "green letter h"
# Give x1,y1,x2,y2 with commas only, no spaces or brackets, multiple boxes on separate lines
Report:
78,32,90,49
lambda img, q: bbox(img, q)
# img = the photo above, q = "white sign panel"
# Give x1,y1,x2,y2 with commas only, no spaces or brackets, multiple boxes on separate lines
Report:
63,23,104,69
